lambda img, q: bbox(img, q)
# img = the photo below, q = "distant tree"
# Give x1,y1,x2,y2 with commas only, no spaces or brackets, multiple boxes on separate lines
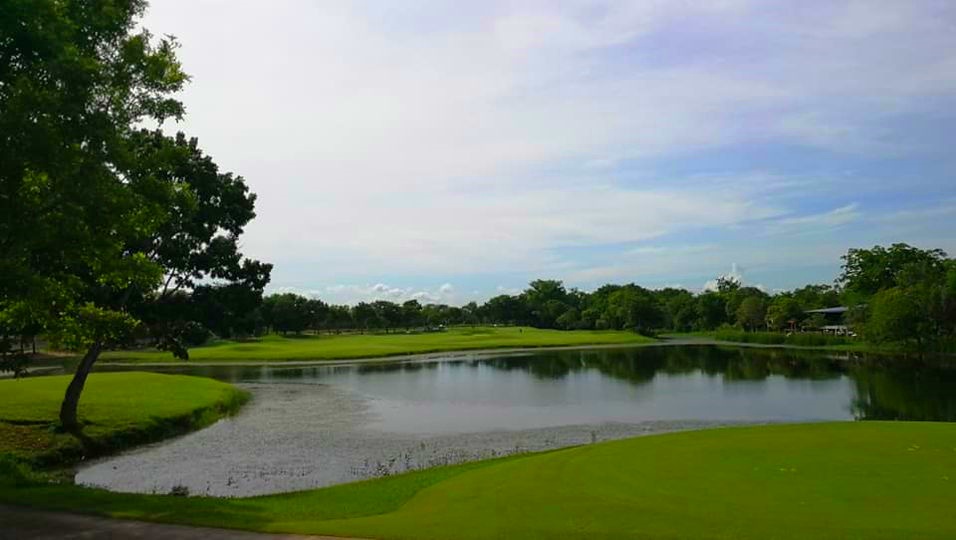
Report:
522,280,570,328
606,285,663,333
866,288,928,348
839,244,947,297
736,297,767,332
483,295,528,325
716,276,741,294
325,305,353,333
724,287,768,323
579,307,603,330
663,290,697,332
306,298,329,333
461,302,481,326
804,313,827,330
191,281,268,338
352,302,377,333
263,294,310,334
401,300,423,329
556,308,581,330
696,292,727,330
372,301,403,333
791,284,841,310
765,297,803,331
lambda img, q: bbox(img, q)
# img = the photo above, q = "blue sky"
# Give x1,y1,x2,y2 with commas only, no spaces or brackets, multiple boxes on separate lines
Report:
144,1,956,305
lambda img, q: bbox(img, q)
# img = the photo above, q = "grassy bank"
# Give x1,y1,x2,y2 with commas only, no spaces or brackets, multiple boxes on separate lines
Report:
3,422,955,539
99,326,655,363
0,373,248,468
713,329,851,347
673,330,956,356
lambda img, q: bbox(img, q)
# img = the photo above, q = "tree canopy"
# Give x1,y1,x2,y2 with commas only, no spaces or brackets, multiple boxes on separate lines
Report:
0,0,270,435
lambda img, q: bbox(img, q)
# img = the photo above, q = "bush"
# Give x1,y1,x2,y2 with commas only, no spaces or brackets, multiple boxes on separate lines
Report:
0,455,40,487
180,321,212,347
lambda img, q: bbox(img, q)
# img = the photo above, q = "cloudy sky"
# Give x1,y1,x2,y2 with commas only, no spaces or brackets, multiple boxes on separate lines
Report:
144,0,956,305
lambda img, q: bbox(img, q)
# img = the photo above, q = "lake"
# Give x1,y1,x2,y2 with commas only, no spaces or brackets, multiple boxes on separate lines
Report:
77,344,956,496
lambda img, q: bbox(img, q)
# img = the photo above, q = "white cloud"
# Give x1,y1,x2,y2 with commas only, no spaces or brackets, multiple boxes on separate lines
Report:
765,203,862,236
139,1,956,289
275,283,461,305
702,263,745,292
876,199,956,224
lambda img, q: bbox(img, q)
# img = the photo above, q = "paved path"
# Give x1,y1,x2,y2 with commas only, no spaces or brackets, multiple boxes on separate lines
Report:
0,504,357,540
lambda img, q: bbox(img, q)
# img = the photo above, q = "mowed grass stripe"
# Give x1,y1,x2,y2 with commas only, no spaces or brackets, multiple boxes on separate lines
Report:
99,326,655,363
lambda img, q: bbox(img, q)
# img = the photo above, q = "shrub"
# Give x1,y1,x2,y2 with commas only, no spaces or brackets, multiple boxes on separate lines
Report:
0,455,40,487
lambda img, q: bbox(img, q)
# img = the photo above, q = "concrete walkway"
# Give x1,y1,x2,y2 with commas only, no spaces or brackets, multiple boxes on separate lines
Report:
0,504,355,540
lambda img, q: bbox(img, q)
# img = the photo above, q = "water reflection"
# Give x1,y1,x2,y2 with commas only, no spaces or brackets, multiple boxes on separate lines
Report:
93,345,956,423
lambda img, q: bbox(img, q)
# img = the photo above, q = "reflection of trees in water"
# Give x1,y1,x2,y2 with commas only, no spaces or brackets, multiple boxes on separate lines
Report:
214,347,956,422
491,347,956,422
850,364,956,421
481,346,848,384
354,361,438,375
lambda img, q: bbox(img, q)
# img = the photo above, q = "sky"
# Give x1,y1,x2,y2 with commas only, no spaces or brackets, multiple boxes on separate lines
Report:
143,0,956,305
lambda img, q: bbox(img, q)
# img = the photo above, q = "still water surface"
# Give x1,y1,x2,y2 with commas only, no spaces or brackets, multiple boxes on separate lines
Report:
79,345,956,495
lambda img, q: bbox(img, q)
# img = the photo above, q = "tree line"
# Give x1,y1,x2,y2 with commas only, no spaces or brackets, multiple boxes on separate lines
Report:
252,243,956,352
2,1,954,442
254,278,835,335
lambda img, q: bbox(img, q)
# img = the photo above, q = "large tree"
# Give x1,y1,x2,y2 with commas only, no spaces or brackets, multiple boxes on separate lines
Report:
839,243,948,298
0,1,270,437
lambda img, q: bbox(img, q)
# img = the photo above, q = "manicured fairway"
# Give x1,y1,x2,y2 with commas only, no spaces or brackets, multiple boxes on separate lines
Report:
99,326,655,363
0,373,248,465
4,422,955,539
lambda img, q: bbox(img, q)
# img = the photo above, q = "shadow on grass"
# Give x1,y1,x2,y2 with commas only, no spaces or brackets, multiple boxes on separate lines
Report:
0,484,279,532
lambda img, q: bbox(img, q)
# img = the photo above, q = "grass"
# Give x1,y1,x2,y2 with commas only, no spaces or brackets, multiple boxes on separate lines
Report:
666,330,892,353
4,422,956,539
712,329,850,347
0,372,248,467
99,326,656,363
669,329,956,357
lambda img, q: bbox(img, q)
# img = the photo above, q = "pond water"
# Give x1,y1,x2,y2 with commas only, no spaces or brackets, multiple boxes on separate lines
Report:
77,345,956,496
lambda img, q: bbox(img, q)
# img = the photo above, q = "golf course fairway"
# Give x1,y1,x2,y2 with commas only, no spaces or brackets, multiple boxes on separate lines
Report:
4,422,954,539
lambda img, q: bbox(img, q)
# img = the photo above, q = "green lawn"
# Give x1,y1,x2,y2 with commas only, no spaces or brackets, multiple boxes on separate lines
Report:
0,373,248,466
4,422,955,539
100,326,656,363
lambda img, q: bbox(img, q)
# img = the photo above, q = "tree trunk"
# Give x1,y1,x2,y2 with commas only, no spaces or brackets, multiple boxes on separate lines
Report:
59,341,102,437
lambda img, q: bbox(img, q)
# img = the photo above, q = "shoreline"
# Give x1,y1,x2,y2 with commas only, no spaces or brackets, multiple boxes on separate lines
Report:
92,336,923,369
96,340,681,368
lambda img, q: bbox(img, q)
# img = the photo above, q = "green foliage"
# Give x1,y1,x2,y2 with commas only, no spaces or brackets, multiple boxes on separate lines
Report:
47,303,140,351
520,280,571,328
766,296,803,330
835,244,955,349
1,0,188,345
866,288,927,346
0,455,40,487
735,296,767,331
1,0,271,432
839,243,948,296
605,285,664,332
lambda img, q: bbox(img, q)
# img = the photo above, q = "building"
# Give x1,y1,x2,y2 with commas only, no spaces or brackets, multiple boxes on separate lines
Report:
804,306,850,335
